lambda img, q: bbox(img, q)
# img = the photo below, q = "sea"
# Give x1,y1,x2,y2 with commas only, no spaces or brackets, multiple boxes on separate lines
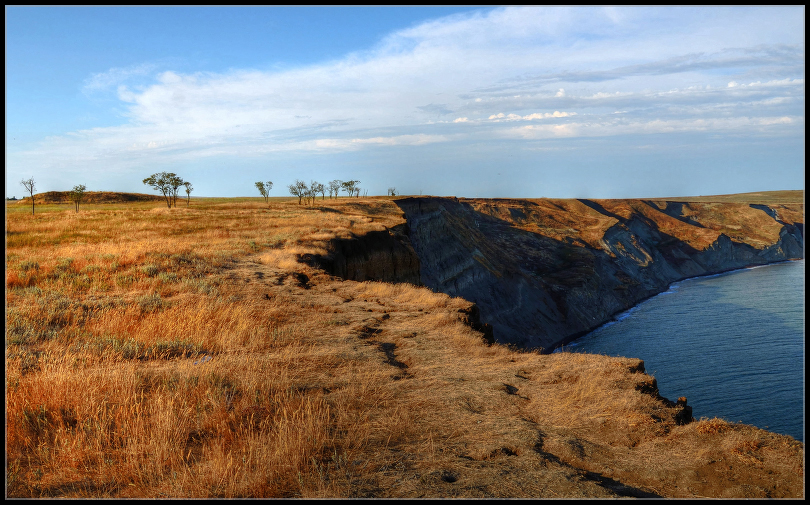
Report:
562,259,804,442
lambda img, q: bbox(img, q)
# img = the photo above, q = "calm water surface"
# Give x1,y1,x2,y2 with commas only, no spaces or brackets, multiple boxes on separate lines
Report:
566,259,804,442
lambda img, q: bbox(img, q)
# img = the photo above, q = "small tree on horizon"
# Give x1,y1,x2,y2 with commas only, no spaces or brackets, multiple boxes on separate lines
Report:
255,182,268,203
387,187,397,196
183,181,193,207
288,179,308,205
69,184,87,212
341,180,360,198
305,183,316,206
143,172,176,208
328,180,342,199
20,177,36,215
255,181,273,204
311,181,326,201
301,181,321,207
168,174,184,208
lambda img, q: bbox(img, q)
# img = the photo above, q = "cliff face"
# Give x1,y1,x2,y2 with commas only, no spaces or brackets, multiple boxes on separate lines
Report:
393,197,804,352
302,223,422,285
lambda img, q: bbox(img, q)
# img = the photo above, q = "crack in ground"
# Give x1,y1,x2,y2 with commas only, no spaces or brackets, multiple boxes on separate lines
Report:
532,431,661,498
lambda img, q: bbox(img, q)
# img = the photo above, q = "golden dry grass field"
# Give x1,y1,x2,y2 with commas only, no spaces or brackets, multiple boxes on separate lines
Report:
5,195,804,498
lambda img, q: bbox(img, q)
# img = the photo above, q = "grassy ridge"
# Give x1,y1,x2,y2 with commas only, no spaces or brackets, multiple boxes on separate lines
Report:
5,194,804,498
646,189,804,204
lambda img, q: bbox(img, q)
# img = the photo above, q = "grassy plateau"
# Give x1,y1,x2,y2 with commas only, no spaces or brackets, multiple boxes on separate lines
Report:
5,193,804,498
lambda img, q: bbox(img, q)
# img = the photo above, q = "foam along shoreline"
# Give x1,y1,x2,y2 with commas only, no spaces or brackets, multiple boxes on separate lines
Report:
553,259,803,354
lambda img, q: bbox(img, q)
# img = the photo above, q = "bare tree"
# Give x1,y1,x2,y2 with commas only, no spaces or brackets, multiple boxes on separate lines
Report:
183,182,193,207
69,184,86,212
328,180,342,199
303,181,322,206
20,177,36,215
288,179,308,205
387,187,397,196
311,181,326,201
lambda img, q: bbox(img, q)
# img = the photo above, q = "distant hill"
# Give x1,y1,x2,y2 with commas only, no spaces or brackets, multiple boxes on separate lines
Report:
13,191,165,204
650,190,804,205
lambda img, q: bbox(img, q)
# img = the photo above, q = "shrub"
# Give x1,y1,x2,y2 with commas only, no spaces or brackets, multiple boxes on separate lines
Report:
140,264,160,277
19,261,40,272
695,417,730,435
137,293,165,313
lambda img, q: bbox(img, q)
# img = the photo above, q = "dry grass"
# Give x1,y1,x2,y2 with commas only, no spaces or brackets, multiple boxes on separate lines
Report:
5,197,406,497
653,190,804,205
5,196,804,498
461,196,795,254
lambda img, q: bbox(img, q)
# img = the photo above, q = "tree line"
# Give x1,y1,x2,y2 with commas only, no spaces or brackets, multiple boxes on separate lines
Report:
17,172,397,215
284,179,364,206
17,172,195,215
258,179,388,206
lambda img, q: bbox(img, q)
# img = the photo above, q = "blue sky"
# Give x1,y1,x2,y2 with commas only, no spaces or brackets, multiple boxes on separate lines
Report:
5,6,805,199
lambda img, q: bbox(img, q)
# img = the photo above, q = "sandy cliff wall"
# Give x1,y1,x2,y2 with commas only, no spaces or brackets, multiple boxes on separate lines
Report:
393,197,804,352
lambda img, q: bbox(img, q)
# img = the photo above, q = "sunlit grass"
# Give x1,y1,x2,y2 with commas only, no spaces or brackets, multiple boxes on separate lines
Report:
5,195,803,498
4,196,429,497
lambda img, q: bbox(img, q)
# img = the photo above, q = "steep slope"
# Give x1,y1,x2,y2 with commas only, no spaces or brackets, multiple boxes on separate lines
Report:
394,197,803,351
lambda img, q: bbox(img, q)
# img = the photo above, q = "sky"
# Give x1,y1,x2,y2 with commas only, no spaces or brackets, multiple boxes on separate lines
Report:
5,6,805,199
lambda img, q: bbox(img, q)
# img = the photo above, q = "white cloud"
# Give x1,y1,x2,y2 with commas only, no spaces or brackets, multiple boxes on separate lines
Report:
488,111,577,121
9,6,805,179
737,78,804,88
83,63,157,93
309,134,450,151
504,115,803,140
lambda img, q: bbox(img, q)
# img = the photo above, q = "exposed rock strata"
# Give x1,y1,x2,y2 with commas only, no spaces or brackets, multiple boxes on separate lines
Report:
393,197,804,352
302,223,422,285
307,197,803,353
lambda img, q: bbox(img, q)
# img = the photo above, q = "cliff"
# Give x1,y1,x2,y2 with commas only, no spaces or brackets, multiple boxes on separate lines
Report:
6,194,803,498
391,197,803,351
302,223,422,285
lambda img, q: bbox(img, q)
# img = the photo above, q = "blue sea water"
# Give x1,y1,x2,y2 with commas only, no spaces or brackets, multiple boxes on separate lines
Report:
565,259,805,442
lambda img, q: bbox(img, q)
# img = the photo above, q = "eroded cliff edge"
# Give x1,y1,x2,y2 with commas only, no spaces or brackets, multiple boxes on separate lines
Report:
393,197,803,352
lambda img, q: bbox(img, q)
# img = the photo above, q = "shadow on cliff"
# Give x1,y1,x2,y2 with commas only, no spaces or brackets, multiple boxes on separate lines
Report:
299,196,802,354
390,197,803,353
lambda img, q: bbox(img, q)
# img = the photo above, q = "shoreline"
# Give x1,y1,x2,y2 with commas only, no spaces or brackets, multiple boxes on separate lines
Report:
550,257,804,353
552,258,805,443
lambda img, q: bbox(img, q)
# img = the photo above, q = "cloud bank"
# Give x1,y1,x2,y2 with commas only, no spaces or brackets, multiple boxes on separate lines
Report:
8,6,805,196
